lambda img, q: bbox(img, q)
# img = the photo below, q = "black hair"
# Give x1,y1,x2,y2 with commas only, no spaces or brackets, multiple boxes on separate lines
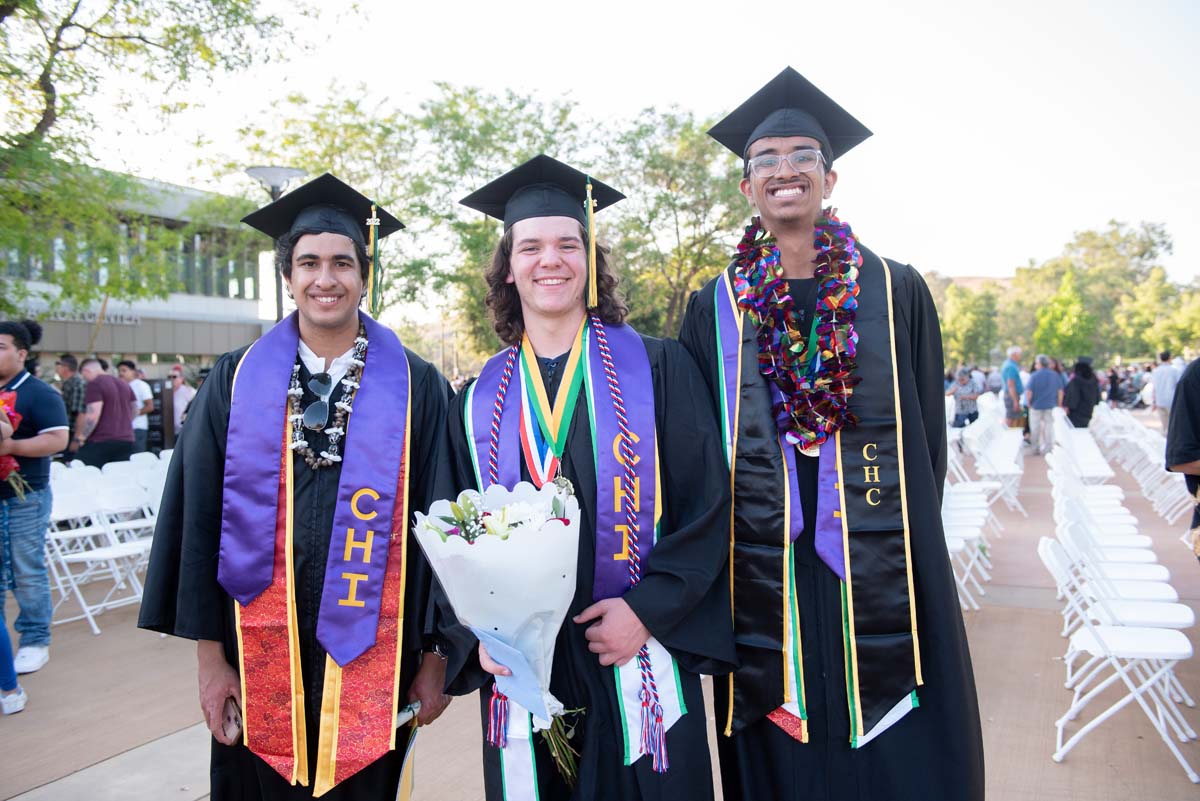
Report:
117,359,137,372
1160,350,1172,362
57,353,78,371
274,230,371,283
0,319,42,352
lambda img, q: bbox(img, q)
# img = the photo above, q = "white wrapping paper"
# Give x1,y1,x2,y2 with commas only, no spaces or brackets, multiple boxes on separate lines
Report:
413,482,579,728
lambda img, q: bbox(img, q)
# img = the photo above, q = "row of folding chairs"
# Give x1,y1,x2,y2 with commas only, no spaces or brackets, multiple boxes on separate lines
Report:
1089,404,1194,526
1051,409,1115,484
943,441,1010,611
959,393,1027,516
46,470,162,635
1040,440,1198,783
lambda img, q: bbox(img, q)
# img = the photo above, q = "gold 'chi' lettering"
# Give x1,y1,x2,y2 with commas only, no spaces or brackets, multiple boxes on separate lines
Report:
338,572,369,607
612,432,642,466
351,487,380,520
344,527,375,563
613,524,631,561
614,475,641,513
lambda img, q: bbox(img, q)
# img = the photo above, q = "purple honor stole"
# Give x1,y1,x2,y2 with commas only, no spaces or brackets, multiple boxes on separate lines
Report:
218,311,412,793
714,256,921,747
466,316,683,775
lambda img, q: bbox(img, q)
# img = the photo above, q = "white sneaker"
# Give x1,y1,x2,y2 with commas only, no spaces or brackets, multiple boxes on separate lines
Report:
14,646,48,675
1,687,27,715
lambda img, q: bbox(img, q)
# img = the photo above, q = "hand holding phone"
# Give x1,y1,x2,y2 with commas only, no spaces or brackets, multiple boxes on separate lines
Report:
222,696,242,743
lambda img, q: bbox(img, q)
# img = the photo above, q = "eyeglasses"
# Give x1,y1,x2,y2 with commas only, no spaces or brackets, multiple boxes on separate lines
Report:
302,372,334,431
747,148,825,178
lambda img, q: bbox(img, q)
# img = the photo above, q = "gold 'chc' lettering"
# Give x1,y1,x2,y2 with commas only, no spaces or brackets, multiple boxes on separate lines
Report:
338,572,369,607
866,488,882,506
344,527,375,563
351,487,380,520
863,465,881,483
862,442,878,461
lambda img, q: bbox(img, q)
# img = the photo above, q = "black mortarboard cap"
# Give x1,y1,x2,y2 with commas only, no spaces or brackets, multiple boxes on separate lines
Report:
241,172,403,246
708,67,872,164
459,154,624,230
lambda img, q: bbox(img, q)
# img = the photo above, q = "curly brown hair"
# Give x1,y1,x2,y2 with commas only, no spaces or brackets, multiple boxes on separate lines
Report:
485,223,628,346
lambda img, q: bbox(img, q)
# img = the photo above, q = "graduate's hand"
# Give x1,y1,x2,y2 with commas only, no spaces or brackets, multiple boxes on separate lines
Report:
407,652,451,726
197,639,241,746
478,641,512,677
574,598,650,667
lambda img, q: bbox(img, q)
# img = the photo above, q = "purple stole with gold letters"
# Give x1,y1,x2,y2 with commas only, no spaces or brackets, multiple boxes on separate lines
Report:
218,311,413,796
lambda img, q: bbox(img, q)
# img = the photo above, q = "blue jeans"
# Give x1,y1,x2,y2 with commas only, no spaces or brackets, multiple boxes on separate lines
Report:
1,487,53,648
0,617,15,691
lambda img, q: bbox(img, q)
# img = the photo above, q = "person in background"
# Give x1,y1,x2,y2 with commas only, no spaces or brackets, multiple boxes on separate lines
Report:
947,367,980,427
55,354,86,447
169,365,195,435
1001,346,1024,427
1025,354,1063,455
0,408,27,714
1064,358,1101,428
73,358,135,467
0,320,69,676
1151,350,1181,434
1165,358,1200,563
117,360,154,453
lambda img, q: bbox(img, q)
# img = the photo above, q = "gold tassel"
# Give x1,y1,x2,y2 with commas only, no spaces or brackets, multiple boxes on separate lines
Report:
586,179,598,309
366,203,378,315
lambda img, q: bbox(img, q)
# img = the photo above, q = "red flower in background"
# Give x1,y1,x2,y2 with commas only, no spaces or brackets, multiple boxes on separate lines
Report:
0,391,30,500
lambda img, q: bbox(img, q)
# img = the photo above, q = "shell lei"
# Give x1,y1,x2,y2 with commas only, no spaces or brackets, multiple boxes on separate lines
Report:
732,210,862,450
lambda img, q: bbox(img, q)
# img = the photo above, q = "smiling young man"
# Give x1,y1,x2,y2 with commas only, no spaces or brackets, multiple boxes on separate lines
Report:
678,68,984,801
139,174,466,800
449,155,735,801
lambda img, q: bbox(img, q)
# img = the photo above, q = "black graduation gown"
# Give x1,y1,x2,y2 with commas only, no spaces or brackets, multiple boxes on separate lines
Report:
678,249,985,801
446,333,737,801
138,344,463,801
1165,358,1200,536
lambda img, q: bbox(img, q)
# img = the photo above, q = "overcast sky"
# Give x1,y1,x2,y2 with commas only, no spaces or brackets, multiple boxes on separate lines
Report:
92,0,1199,283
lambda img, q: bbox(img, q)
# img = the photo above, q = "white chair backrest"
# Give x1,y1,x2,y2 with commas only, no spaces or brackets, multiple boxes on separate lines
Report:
129,452,159,468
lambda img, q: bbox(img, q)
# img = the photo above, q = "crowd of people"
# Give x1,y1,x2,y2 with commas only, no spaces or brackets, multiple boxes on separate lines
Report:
946,348,1186,453
0,323,214,716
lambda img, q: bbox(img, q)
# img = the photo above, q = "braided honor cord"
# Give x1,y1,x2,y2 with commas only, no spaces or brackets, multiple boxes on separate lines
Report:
590,314,669,773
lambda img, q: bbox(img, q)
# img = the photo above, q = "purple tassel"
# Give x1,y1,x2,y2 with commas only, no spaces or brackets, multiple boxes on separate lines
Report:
487,683,509,748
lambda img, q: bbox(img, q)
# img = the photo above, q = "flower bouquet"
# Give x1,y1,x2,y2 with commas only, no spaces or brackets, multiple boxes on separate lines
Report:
0,392,29,500
413,481,581,784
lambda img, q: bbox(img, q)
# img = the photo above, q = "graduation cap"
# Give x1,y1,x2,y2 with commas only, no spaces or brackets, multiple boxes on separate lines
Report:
241,172,403,315
708,67,872,165
241,172,404,247
460,154,625,307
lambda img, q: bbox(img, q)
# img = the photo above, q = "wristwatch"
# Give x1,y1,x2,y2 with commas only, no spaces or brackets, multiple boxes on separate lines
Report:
422,638,448,660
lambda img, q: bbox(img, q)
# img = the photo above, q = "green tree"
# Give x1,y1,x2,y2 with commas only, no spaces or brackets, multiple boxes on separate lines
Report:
601,108,746,338
941,284,998,367
1033,267,1096,358
996,221,1173,360
1112,265,1179,357
1,0,289,316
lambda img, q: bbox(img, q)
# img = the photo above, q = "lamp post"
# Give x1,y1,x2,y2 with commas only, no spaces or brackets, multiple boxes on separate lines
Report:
245,165,306,321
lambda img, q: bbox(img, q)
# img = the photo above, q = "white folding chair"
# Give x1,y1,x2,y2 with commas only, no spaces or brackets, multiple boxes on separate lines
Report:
1038,538,1198,783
